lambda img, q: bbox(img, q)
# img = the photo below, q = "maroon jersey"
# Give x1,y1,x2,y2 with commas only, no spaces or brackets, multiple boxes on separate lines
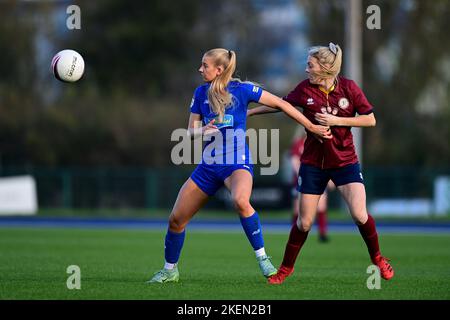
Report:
283,76,373,169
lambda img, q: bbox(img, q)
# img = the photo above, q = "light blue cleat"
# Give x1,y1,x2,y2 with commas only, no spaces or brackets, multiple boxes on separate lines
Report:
257,255,277,278
147,266,179,283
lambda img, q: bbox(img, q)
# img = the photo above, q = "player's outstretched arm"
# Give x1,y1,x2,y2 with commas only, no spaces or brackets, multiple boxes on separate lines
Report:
258,90,333,140
247,105,282,117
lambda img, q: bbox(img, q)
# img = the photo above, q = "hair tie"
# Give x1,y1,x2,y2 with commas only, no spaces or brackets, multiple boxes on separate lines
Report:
329,42,338,55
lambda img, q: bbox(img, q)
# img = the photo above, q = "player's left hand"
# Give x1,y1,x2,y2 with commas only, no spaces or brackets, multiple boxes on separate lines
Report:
315,113,340,126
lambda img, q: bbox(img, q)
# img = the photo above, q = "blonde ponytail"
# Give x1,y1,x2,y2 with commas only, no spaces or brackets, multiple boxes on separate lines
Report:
205,48,236,122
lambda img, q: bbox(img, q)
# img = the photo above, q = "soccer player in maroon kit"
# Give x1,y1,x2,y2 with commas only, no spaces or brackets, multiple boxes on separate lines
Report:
248,42,394,284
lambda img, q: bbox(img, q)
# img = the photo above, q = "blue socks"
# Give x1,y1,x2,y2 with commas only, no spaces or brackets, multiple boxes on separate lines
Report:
164,229,186,264
240,212,264,251
164,212,264,265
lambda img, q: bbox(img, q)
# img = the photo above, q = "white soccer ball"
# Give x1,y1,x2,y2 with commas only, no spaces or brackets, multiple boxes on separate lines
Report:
51,49,85,82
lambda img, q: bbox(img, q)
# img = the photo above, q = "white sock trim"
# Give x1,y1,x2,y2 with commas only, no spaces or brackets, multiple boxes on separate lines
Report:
255,248,266,258
164,262,176,270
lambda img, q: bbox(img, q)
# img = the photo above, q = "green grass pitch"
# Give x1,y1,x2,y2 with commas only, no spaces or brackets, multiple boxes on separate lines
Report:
1,227,449,300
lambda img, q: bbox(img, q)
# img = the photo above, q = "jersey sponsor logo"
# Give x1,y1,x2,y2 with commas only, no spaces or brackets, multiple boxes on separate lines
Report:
204,114,234,129
204,99,209,105
307,97,314,105
252,86,259,93
338,97,350,109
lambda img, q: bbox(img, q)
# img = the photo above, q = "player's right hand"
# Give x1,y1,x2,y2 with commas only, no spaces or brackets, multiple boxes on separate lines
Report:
202,119,219,136
311,125,333,143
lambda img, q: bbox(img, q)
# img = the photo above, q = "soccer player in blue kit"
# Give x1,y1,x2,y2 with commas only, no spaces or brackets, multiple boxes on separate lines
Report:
148,48,332,283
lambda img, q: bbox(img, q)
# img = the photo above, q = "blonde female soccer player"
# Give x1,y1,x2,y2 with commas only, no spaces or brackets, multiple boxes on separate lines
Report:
248,43,394,284
148,48,332,283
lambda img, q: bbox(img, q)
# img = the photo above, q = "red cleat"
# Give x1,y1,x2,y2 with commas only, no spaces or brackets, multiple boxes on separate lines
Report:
267,265,294,285
372,255,394,280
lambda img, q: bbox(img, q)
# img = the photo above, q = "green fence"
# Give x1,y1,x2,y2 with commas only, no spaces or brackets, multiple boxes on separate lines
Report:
1,166,449,210
0,166,190,209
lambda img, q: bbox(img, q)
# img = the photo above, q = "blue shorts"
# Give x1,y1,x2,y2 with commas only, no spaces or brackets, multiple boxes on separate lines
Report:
297,163,364,195
190,163,253,196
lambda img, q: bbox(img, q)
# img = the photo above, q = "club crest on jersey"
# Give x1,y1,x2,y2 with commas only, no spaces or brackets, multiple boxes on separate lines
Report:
338,97,349,109
307,97,314,105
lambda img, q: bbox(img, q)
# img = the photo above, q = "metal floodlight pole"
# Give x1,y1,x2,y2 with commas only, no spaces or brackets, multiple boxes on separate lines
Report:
345,0,363,165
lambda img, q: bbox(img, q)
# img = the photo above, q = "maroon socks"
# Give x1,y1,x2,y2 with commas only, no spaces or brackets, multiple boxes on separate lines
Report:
357,214,381,261
317,210,328,237
281,223,309,268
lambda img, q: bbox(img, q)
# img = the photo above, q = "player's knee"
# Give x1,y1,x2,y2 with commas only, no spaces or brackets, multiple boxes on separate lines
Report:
352,212,368,225
298,217,313,232
232,195,251,213
168,214,186,232
353,216,367,226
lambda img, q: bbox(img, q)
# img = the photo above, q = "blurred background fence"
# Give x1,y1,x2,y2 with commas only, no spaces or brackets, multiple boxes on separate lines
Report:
1,165,448,213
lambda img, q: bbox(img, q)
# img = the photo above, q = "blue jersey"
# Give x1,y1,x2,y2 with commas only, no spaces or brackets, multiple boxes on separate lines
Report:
190,81,263,165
